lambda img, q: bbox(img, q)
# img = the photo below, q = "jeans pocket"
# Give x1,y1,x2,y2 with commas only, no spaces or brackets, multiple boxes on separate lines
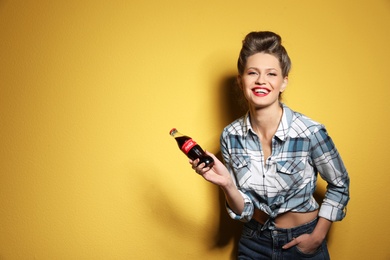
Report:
294,240,329,259
295,244,322,257
241,226,256,239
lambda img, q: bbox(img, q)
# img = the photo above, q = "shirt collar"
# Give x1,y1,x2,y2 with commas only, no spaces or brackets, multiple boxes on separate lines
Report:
242,103,293,141
275,103,293,141
242,112,253,136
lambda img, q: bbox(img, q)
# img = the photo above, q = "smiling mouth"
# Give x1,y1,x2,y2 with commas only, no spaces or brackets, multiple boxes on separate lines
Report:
252,87,270,95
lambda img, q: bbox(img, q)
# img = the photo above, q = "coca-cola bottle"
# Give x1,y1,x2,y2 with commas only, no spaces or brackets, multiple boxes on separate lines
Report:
169,128,214,167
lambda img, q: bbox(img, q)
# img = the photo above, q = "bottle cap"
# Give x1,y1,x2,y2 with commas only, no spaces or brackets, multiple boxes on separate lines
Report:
169,128,177,136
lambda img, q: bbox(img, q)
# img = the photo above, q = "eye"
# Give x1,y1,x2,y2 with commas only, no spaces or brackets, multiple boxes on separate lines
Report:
247,71,258,75
268,72,277,76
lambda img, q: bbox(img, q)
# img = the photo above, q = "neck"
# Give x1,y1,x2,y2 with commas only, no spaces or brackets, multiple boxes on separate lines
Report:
249,102,283,139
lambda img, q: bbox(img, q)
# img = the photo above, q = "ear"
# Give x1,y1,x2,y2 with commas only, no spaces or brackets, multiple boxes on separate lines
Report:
280,76,288,92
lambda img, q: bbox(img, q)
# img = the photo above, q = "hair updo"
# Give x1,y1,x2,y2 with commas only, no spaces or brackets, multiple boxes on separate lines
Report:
237,31,291,77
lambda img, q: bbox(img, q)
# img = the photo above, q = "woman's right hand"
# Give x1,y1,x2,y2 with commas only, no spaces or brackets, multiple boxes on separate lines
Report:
189,151,233,188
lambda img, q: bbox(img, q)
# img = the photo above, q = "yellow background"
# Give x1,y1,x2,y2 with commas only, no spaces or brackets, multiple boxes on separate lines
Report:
1,0,389,259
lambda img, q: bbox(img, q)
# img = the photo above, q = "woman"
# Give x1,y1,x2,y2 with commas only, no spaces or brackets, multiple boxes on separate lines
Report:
191,31,350,259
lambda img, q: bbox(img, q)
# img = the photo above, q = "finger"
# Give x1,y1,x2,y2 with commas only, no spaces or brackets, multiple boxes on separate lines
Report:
197,164,209,174
196,168,207,175
196,161,206,168
282,238,298,250
194,161,206,174
190,159,200,168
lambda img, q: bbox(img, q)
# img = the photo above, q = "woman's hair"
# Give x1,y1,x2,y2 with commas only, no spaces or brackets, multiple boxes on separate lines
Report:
237,31,291,77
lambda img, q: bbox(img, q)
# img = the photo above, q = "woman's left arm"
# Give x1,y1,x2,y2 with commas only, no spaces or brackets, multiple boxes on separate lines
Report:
284,126,350,253
312,127,350,222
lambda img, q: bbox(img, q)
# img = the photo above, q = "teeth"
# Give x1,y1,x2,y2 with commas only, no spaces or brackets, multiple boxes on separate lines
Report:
255,89,268,94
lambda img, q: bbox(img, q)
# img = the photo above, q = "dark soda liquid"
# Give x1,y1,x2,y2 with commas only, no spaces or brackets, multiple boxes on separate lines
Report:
175,136,214,167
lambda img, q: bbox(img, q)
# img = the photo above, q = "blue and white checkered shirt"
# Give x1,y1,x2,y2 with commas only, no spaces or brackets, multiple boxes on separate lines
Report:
220,104,350,225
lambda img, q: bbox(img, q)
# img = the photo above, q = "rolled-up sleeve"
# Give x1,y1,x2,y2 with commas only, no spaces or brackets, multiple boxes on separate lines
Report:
310,127,350,221
226,190,254,222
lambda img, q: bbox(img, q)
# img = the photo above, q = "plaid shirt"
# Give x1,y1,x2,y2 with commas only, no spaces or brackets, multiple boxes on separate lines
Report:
220,104,350,226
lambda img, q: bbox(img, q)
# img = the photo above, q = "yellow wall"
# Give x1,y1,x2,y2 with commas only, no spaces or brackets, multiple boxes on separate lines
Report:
1,0,389,259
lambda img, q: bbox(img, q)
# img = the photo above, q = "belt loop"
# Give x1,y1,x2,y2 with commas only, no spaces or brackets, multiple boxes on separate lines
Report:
287,228,293,241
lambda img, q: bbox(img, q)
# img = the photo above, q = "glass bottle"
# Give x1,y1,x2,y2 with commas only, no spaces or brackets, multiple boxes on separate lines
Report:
169,128,214,167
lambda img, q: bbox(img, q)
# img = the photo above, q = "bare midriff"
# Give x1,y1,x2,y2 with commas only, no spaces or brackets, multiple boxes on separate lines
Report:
253,209,319,229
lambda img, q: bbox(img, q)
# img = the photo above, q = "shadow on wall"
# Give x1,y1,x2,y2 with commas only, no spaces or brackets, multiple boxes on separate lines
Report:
212,75,246,259
218,75,248,126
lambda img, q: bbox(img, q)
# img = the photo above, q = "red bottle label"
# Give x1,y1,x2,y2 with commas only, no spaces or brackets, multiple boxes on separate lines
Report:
181,139,197,154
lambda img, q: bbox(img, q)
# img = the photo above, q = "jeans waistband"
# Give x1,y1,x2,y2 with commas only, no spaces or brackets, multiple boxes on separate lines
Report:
244,217,318,240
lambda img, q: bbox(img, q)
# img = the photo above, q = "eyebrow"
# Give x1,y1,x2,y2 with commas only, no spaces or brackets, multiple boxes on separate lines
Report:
247,67,280,71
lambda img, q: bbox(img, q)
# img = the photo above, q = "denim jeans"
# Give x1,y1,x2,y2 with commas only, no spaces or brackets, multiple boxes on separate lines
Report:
237,218,330,260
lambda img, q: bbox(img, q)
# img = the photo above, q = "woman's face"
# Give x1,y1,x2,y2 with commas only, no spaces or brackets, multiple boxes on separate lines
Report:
239,52,288,110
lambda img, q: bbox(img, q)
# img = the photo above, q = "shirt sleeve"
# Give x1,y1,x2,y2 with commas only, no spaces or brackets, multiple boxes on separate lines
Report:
226,191,254,222
310,127,350,222
220,131,254,222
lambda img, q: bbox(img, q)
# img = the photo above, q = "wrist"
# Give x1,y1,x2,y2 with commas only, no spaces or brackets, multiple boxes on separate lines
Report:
220,178,236,192
311,217,332,242
310,230,325,245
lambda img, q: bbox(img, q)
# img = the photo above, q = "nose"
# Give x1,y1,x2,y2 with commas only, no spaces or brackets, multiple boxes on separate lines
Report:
255,74,266,85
